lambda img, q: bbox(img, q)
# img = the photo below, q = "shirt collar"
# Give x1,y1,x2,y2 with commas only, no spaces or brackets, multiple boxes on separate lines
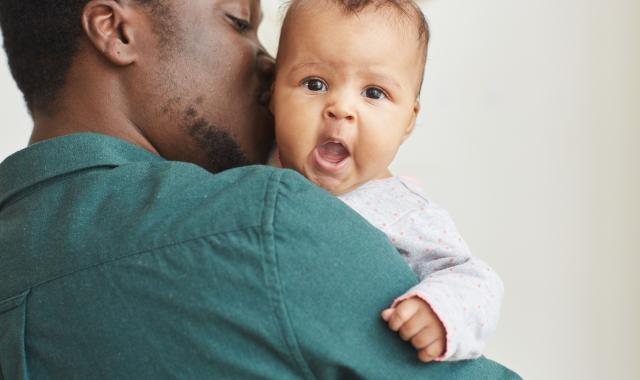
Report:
0,133,163,208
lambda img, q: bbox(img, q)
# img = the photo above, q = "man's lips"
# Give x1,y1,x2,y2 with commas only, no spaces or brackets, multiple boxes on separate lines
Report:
313,140,351,173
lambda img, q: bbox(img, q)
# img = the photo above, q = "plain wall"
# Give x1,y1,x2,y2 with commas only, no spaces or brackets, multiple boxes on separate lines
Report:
1,0,638,378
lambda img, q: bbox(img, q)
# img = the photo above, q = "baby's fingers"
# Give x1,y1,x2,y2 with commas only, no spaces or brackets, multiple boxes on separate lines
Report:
417,339,446,363
381,308,394,322
399,311,431,341
387,301,419,331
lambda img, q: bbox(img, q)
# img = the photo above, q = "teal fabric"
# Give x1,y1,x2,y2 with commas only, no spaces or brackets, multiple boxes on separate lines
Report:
0,133,520,379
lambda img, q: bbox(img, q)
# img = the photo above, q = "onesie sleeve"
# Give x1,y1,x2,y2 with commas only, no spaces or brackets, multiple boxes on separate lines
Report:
340,178,504,362
390,201,504,362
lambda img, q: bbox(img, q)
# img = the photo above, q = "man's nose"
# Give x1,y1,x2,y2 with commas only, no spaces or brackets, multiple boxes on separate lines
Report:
256,51,275,106
257,52,275,80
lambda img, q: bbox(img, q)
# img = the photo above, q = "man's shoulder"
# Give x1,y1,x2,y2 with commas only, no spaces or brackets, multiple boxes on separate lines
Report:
0,159,330,296
113,161,283,233
110,161,344,235
62,160,343,250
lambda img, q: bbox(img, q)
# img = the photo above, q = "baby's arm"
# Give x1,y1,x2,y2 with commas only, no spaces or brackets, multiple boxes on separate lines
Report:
383,201,504,362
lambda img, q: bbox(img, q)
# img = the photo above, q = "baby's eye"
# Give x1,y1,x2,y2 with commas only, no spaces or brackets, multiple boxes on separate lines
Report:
303,78,328,92
362,87,387,100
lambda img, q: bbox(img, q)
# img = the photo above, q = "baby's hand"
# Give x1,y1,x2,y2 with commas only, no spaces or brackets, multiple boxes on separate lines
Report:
381,297,446,363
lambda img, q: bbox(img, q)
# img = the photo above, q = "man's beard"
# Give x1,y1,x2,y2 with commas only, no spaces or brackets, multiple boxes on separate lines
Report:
186,114,250,173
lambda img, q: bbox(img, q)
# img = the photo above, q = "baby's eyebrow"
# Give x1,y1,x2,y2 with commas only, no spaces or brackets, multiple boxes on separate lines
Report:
290,62,325,73
364,71,402,92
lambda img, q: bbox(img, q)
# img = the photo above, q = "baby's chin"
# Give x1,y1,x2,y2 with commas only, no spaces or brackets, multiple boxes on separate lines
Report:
308,173,361,196
318,171,396,195
304,162,392,196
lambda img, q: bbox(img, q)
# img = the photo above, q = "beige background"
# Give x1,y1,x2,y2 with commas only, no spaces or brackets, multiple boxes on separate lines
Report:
1,0,639,378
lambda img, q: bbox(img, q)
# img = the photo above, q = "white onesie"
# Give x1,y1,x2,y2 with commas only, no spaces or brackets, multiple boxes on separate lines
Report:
338,176,503,361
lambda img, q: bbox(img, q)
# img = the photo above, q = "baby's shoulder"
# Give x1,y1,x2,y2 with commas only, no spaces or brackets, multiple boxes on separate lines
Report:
338,177,439,225
395,176,431,201
341,176,429,202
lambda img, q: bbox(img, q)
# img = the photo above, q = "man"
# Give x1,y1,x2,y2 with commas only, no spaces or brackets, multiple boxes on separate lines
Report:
0,0,520,378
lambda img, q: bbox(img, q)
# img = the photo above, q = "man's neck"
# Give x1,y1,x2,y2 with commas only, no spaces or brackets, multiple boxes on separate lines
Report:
30,107,159,157
29,69,159,156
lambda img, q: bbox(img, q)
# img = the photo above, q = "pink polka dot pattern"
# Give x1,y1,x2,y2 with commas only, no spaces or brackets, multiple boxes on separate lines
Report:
338,176,504,361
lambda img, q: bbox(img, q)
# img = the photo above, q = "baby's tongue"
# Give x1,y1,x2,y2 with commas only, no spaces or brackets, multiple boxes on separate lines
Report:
318,141,349,164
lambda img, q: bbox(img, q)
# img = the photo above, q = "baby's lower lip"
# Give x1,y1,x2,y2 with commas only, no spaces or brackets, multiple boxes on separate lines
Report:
312,146,350,174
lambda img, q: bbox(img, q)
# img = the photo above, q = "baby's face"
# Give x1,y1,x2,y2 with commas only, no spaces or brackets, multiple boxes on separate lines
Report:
272,2,424,195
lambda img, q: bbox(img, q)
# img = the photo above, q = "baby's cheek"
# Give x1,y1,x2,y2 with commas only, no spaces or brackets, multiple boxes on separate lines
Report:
356,134,399,172
275,135,298,167
275,129,308,170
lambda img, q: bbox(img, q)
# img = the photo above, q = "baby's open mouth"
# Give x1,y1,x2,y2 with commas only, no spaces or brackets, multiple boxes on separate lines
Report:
317,140,350,165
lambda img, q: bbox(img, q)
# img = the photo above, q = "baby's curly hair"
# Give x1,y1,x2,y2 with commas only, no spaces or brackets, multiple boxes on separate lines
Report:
283,0,429,42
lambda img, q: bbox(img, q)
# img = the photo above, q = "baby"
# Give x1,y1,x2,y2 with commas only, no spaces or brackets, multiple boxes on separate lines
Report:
270,0,503,362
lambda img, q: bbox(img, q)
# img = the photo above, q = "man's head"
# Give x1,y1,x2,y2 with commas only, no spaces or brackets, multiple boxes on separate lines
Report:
0,0,160,112
0,0,275,172
271,0,429,194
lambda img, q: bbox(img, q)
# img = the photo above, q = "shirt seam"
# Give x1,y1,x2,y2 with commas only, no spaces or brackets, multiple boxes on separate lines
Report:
18,224,263,295
261,170,317,380
0,165,119,212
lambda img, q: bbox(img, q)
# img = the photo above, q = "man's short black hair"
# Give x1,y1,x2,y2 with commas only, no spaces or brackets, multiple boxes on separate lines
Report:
0,0,162,113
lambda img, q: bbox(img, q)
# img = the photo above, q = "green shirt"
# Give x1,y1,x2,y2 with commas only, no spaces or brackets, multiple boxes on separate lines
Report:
0,133,520,379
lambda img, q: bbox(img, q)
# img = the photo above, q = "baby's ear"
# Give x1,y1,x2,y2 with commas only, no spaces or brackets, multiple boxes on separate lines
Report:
402,99,421,141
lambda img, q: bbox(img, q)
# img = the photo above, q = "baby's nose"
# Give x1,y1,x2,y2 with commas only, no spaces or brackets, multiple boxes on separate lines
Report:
325,106,355,122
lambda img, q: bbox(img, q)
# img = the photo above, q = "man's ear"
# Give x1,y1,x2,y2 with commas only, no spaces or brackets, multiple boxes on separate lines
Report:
402,99,421,142
82,0,138,66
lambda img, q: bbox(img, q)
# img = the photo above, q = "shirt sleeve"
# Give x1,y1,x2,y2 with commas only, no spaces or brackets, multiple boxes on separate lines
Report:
269,171,519,379
388,201,504,362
